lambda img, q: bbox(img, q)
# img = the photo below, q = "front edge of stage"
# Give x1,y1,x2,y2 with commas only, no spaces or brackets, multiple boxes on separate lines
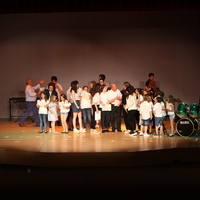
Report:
0,148,200,168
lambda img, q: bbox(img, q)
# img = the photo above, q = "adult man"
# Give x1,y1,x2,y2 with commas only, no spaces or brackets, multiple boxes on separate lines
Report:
145,73,157,96
108,84,122,132
51,76,63,100
19,79,45,127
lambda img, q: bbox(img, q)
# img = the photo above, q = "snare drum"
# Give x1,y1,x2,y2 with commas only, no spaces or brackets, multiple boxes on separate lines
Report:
176,117,198,137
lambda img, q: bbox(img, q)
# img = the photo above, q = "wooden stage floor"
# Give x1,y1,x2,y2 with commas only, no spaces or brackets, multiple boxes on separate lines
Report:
1,118,200,199
1,118,200,168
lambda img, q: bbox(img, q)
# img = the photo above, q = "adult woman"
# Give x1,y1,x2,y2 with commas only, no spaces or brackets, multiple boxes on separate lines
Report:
44,82,58,100
70,80,85,133
90,84,101,133
123,86,138,135
80,86,92,131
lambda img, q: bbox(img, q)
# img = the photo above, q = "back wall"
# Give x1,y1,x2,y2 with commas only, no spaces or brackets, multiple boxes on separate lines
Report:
0,11,199,118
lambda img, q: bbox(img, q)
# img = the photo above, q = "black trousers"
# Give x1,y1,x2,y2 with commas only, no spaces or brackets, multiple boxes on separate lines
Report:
122,108,129,130
91,105,99,129
127,109,137,131
111,105,121,131
101,111,110,129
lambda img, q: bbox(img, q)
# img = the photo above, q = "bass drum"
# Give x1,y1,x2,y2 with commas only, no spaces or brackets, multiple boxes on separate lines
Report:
176,117,198,137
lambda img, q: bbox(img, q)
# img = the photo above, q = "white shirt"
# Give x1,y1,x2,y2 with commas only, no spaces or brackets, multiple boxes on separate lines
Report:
80,91,91,109
166,101,175,115
69,87,82,102
92,93,100,105
37,99,49,114
140,101,152,120
25,84,40,101
100,92,109,108
108,89,122,106
153,102,163,117
59,101,71,113
161,101,166,117
125,94,138,111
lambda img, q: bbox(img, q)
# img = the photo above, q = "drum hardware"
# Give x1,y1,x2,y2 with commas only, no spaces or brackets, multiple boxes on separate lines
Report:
176,117,198,137
175,102,200,137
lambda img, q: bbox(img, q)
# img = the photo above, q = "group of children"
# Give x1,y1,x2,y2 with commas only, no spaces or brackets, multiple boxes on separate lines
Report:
138,93,175,137
36,92,71,134
36,79,175,136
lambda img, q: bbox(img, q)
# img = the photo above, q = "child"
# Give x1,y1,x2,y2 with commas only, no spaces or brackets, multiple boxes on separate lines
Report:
139,95,152,136
147,95,154,134
36,91,49,133
48,94,58,134
100,85,111,133
59,94,71,133
166,95,175,136
153,96,164,136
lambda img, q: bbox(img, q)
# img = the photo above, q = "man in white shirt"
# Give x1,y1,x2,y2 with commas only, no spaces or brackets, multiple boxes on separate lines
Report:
19,79,45,127
108,84,122,132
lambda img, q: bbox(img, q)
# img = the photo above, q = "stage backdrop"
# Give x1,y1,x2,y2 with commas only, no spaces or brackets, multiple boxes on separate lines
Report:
0,11,199,118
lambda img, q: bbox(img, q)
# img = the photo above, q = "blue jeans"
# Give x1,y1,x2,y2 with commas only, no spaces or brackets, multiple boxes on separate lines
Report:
20,102,40,125
39,114,47,131
81,108,91,128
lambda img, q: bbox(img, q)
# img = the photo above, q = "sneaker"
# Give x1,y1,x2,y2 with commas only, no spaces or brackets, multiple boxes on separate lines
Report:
139,132,144,136
143,133,150,137
73,128,80,133
80,128,86,132
130,131,138,136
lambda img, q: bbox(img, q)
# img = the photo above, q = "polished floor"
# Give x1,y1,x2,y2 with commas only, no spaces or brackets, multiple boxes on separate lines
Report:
0,117,200,168
1,118,200,199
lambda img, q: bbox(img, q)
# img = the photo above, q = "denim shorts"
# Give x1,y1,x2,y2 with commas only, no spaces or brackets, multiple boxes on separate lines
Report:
61,112,69,115
142,119,150,126
71,100,81,113
154,117,163,126
169,114,175,119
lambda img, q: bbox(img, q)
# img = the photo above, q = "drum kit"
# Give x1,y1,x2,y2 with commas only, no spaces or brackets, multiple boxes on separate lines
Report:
175,102,200,137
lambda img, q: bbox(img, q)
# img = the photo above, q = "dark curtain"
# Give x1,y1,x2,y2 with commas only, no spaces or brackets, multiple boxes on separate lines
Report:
0,0,200,14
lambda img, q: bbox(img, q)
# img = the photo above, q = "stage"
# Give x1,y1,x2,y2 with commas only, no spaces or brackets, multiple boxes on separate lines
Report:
1,118,200,199
0,118,200,168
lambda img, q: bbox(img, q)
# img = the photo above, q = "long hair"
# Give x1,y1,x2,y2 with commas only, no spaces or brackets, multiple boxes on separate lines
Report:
40,91,47,101
89,81,96,94
60,93,67,102
91,83,101,97
70,80,79,93
123,81,131,89
50,94,56,103
126,86,135,99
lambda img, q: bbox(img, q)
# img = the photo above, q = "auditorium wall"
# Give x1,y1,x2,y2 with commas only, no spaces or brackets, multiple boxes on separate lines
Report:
0,11,199,118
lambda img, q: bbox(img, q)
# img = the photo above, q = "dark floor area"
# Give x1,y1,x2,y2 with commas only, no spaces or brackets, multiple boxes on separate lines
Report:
1,161,200,199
